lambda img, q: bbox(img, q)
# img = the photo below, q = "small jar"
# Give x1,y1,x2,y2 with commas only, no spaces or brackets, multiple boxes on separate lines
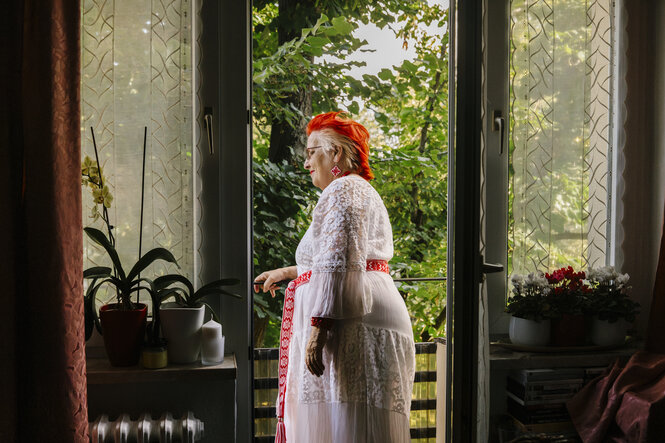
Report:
201,319,225,365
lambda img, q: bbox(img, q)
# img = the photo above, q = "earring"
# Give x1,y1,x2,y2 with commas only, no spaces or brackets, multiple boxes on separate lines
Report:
331,165,341,177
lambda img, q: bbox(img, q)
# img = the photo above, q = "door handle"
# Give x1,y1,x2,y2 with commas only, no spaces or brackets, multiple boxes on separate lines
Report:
480,255,504,280
204,107,214,155
481,262,504,274
492,110,505,155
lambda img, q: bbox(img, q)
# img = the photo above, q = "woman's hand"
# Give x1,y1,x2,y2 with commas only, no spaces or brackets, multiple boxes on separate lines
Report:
253,266,297,298
306,326,327,377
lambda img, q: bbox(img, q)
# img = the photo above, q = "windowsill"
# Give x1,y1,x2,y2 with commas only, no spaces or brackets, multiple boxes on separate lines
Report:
489,341,640,370
86,354,237,385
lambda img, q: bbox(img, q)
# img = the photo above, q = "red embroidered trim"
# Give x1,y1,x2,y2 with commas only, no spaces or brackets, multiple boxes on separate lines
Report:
276,270,311,425
311,317,334,329
275,260,389,440
366,259,390,273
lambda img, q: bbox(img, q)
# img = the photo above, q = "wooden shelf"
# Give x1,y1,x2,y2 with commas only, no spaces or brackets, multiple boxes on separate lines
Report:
86,354,237,385
489,342,639,370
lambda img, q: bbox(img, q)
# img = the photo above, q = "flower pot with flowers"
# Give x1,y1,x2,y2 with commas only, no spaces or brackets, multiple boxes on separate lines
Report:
586,266,639,346
545,266,591,346
506,272,553,346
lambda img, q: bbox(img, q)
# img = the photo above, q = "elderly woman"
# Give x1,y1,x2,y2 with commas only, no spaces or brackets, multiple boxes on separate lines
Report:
254,111,415,443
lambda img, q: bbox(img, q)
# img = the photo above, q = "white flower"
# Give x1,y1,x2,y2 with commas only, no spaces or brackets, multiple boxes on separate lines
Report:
510,274,524,285
617,273,630,285
588,265,620,284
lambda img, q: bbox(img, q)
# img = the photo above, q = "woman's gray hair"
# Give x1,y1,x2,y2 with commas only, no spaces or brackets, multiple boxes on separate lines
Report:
311,128,361,173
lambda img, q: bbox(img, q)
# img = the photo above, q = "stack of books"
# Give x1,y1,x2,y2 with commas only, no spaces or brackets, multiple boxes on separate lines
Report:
583,366,608,384
506,368,585,435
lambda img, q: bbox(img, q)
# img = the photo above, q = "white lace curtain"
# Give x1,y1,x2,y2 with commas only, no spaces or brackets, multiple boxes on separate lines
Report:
81,0,194,303
509,0,615,275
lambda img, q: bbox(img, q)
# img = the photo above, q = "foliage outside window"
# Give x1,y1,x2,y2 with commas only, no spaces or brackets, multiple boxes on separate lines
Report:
252,0,450,346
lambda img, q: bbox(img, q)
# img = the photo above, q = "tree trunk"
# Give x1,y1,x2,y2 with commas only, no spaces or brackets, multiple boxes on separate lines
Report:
268,0,317,163
269,89,312,163
253,313,269,348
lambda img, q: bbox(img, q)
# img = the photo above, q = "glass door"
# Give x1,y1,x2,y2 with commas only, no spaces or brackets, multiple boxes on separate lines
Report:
445,1,486,441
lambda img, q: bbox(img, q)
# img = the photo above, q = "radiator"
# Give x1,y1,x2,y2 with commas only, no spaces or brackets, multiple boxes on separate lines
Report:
89,411,204,443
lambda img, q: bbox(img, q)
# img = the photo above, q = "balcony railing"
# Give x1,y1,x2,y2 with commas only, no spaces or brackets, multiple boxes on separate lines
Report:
253,341,437,443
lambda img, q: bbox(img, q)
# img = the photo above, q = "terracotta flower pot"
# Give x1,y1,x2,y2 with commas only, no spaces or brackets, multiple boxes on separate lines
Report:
99,303,147,366
550,313,586,346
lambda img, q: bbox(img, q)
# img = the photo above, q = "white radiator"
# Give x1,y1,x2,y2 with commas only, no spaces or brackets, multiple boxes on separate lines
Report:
89,411,204,443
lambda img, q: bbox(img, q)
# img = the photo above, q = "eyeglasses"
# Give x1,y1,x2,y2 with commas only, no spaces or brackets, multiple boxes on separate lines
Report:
305,146,323,160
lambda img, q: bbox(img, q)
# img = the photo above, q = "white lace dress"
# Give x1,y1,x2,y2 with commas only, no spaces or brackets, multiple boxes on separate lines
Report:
282,174,416,443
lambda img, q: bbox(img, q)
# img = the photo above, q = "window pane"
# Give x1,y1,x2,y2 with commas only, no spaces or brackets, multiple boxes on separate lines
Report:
509,0,612,275
81,0,194,305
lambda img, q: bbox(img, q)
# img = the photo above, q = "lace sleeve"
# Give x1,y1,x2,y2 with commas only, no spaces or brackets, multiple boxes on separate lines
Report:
308,177,371,319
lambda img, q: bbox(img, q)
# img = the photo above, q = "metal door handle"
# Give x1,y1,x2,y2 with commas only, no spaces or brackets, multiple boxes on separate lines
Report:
480,255,504,279
481,262,504,274
492,110,505,155
204,107,214,155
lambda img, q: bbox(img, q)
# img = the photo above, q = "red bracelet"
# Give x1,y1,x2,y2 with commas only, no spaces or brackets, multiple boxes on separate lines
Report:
311,317,334,330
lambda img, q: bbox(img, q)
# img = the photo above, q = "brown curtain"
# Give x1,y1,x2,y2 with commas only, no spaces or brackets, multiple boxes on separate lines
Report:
568,159,665,442
646,201,665,353
0,0,88,441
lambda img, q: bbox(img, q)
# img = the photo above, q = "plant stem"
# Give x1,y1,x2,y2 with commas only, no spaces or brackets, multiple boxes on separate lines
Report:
90,126,115,247
138,126,148,305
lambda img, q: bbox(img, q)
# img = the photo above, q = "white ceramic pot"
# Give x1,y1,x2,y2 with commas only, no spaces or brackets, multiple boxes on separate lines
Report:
590,317,627,347
509,316,551,346
160,303,205,363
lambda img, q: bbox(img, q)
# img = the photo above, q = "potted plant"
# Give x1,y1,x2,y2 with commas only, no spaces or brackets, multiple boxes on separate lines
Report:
154,274,241,363
545,266,591,346
586,266,639,346
506,272,553,346
84,227,179,366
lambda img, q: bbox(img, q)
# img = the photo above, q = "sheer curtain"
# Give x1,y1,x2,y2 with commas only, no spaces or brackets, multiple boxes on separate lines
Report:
81,0,195,305
509,0,615,275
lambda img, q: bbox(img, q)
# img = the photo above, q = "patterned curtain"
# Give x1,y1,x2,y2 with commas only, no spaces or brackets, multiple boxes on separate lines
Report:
81,0,194,304
509,0,613,275
1,0,89,440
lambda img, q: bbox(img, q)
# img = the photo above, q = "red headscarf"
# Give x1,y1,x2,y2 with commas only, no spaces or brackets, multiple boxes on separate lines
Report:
306,111,374,181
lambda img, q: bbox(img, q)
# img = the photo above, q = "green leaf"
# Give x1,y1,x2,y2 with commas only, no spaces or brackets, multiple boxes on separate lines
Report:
307,36,330,48
377,68,394,81
203,277,241,288
200,301,220,323
193,278,242,302
158,287,188,304
84,266,112,279
330,16,354,35
84,227,126,280
153,274,195,296
127,247,179,282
